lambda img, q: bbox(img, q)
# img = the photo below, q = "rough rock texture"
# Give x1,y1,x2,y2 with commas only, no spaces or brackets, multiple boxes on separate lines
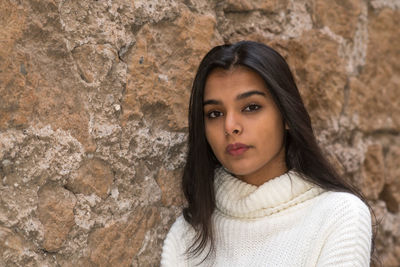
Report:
0,0,399,266
66,158,114,199
37,183,77,252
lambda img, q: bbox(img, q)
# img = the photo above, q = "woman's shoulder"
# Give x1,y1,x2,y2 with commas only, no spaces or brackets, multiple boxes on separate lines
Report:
161,215,197,266
161,215,188,266
170,214,189,231
163,215,196,250
164,214,192,241
314,190,372,229
319,190,370,213
312,191,373,265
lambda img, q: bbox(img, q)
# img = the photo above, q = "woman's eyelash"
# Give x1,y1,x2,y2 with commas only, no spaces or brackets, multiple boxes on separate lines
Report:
205,104,261,118
243,104,261,112
206,110,223,118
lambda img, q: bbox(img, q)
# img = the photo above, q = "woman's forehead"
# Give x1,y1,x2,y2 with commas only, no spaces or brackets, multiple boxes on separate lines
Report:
204,66,271,99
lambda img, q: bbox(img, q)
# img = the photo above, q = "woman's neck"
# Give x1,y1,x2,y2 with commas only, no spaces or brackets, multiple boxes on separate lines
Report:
235,158,288,186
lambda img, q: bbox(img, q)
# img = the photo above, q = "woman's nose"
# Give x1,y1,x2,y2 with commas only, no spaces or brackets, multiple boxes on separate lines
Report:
224,112,243,136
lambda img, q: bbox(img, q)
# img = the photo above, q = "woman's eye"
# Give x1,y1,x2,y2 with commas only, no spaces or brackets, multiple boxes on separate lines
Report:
243,104,261,112
207,111,223,118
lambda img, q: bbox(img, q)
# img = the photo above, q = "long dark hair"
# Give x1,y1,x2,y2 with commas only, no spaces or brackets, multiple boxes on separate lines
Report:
182,41,375,261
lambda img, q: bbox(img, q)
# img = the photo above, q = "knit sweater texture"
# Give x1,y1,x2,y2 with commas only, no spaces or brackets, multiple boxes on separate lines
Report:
161,168,372,266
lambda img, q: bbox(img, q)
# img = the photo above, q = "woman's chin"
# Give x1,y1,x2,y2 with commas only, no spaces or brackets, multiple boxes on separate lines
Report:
222,165,255,177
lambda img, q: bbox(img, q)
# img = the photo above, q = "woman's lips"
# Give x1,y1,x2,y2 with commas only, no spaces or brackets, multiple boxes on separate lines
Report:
226,143,250,156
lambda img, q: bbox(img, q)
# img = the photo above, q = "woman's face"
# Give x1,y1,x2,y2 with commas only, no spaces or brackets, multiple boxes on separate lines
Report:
203,66,287,185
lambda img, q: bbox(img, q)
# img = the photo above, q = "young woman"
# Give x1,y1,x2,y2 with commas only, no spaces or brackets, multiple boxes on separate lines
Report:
161,41,373,266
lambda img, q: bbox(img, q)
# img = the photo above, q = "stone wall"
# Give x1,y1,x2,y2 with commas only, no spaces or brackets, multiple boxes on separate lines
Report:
0,0,399,266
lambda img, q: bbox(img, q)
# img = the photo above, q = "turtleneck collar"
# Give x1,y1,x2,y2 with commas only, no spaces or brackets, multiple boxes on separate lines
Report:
214,168,324,219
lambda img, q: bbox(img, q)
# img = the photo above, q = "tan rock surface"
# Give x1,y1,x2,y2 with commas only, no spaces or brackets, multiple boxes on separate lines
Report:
0,226,53,266
0,0,96,152
224,0,288,12
360,144,385,200
71,44,117,85
122,8,219,131
312,0,362,39
86,206,158,267
269,30,347,131
348,8,400,132
0,0,399,266
156,167,184,207
37,183,77,252
381,145,400,212
66,158,114,199
385,146,400,184
0,226,26,265
0,0,29,130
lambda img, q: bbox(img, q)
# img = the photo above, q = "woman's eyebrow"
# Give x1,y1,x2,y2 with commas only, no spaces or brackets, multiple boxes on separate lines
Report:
236,90,266,100
203,99,221,106
203,90,267,106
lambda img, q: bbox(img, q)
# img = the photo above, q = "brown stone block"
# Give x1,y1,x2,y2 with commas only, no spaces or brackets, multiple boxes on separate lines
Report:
381,254,400,267
0,0,27,129
348,76,393,131
35,86,95,152
312,0,362,39
0,0,26,64
0,2,36,130
348,8,400,132
0,52,95,152
0,226,35,265
224,0,288,12
0,226,24,257
360,144,385,200
0,64,38,130
0,0,96,152
380,145,400,212
367,8,400,71
71,44,116,85
37,183,77,252
156,167,184,207
58,257,95,267
122,9,218,131
380,184,399,213
66,158,114,199
269,30,346,129
87,206,159,267
385,146,400,184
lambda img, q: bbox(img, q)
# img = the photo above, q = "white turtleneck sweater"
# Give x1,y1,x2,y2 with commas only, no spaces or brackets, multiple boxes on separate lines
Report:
161,169,372,267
